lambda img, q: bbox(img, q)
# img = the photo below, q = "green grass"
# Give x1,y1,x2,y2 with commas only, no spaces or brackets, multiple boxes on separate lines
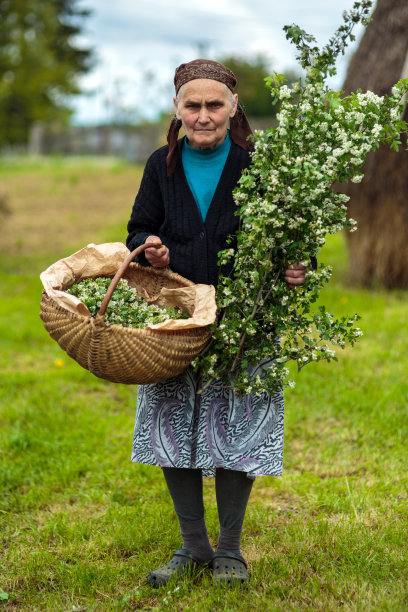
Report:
0,157,407,611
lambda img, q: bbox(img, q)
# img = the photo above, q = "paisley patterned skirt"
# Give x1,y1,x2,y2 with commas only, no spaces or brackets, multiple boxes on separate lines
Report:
131,362,284,478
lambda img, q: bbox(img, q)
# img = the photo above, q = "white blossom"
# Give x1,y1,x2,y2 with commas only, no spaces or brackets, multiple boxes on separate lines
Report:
279,85,292,100
351,174,364,183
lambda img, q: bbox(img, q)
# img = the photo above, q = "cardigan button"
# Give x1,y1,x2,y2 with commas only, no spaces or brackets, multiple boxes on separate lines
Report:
199,231,205,240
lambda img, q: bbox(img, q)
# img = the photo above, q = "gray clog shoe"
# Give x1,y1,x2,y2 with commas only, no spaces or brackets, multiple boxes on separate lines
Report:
212,551,249,586
147,548,208,588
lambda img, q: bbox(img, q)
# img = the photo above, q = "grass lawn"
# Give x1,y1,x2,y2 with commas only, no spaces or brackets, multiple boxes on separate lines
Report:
0,157,407,611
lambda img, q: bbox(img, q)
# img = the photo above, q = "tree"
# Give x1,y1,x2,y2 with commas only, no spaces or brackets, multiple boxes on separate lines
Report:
0,0,93,146
218,54,299,119
341,0,408,288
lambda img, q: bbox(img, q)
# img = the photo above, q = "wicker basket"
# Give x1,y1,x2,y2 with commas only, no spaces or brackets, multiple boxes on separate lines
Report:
40,243,213,384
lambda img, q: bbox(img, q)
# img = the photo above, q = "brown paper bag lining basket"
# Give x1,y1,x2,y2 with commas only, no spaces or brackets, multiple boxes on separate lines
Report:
40,243,212,384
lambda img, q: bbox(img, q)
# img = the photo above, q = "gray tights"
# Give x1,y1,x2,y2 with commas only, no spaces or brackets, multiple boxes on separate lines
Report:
162,467,253,561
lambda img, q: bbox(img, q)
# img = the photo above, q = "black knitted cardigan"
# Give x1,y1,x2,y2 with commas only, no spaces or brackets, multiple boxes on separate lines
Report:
126,139,251,287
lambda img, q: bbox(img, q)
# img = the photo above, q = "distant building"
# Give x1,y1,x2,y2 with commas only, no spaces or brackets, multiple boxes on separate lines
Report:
28,123,165,164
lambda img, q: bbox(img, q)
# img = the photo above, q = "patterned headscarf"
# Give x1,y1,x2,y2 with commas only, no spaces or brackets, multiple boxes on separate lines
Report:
166,59,253,176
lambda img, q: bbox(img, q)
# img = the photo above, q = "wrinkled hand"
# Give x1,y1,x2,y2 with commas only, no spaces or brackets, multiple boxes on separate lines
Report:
285,263,307,288
145,235,170,267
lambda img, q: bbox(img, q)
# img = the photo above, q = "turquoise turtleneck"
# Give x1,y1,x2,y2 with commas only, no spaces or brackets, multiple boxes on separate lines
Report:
181,132,232,222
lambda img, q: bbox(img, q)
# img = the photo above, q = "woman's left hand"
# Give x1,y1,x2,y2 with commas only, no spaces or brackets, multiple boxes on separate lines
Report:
285,264,307,288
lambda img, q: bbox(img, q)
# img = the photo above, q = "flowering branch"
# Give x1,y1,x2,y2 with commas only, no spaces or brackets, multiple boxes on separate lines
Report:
195,0,408,396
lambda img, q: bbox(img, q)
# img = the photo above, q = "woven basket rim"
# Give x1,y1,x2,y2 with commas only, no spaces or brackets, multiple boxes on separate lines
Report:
41,289,212,337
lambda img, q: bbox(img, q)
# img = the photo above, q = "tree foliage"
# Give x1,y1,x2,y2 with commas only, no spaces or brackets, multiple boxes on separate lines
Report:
0,0,93,146
196,1,408,396
218,54,298,118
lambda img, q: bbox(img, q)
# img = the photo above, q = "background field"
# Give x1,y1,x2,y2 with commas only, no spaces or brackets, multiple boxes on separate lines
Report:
0,157,407,611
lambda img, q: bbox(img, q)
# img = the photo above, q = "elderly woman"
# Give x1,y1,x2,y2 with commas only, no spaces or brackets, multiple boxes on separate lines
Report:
126,59,306,587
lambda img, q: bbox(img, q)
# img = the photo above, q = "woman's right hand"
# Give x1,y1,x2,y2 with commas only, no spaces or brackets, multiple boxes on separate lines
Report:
144,235,170,267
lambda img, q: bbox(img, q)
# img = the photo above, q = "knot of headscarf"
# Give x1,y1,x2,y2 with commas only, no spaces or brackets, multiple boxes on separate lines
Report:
166,59,253,176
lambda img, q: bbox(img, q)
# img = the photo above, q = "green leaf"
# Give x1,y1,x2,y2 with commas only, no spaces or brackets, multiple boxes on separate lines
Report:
0,589,9,601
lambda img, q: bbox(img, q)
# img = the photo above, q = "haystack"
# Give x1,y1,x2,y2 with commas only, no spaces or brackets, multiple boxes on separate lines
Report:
341,0,408,288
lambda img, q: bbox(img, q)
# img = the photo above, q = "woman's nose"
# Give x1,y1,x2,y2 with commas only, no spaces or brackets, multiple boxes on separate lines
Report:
197,106,210,122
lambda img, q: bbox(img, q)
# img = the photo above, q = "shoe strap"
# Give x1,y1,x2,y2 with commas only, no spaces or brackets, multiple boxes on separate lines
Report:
173,548,202,564
212,550,247,568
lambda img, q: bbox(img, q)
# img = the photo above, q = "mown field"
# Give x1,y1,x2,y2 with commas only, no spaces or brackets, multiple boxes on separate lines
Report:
0,157,407,611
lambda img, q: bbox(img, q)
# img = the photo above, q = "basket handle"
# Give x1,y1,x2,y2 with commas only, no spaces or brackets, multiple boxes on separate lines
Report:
97,241,163,318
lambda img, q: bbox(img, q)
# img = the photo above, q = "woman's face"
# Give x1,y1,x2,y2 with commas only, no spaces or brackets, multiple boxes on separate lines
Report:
174,79,238,150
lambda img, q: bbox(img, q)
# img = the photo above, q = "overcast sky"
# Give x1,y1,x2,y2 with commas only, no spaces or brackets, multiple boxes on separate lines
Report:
72,0,371,124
